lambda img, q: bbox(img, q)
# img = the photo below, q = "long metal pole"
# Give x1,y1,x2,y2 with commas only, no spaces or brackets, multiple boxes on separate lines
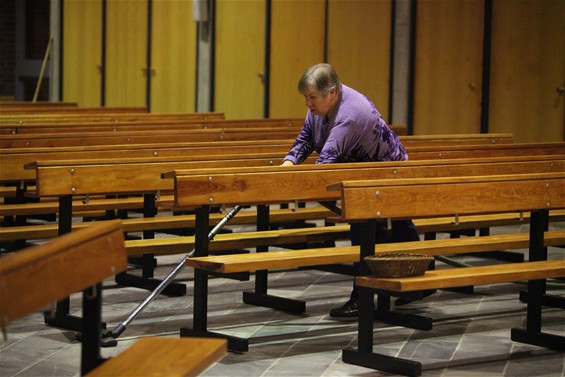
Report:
102,205,243,345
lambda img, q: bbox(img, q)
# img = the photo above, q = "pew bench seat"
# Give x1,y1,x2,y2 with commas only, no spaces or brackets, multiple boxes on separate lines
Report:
86,337,226,377
126,224,350,256
0,207,335,242
355,259,565,292
185,230,565,274
343,259,565,377
0,196,156,217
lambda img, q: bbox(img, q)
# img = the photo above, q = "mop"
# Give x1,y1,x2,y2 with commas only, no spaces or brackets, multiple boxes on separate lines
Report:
100,205,243,347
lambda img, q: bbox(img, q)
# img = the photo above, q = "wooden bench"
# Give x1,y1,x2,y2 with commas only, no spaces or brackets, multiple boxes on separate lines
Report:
0,220,227,376
0,117,301,134
169,161,565,352
0,105,147,113
6,145,562,329
1,129,506,150
0,134,520,184
0,127,302,148
329,174,565,376
3,154,323,331
3,153,561,248
0,141,296,183
4,130,512,150
185,230,565,273
0,110,224,125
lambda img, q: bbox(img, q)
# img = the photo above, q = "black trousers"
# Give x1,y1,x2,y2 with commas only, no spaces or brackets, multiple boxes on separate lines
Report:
348,220,420,301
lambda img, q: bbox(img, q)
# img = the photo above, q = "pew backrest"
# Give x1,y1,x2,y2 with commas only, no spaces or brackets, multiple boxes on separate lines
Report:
169,155,565,208
0,220,126,328
328,173,565,221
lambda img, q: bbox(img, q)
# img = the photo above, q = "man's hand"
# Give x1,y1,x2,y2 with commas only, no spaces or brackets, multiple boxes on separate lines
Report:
281,160,295,166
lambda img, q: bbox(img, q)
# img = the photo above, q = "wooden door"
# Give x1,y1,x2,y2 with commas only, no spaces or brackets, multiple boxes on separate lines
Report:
105,0,147,107
151,0,197,113
215,0,266,119
269,0,326,118
489,0,564,142
327,0,392,121
62,0,102,106
413,0,484,135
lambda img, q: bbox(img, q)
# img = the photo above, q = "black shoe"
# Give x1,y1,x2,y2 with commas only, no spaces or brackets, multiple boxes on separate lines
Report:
329,299,358,318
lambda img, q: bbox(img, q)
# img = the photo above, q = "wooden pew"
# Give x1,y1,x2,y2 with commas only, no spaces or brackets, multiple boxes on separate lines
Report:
0,111,224,125
0,134,520,184
330,174,565,376
0,220,227,376
0,117,300,134
5,144,563,337
3,145,560,268
9,154,563,251
0,106,148,115
0,142,296,183
14,154,561,234
0,128,302,148
185,230,565,273
0,130,509,150
168,159,565,352
0,122,410,148
14,150,559,291
168,155,565,208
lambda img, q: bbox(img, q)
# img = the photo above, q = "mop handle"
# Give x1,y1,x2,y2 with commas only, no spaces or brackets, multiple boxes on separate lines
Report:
112,205,243,336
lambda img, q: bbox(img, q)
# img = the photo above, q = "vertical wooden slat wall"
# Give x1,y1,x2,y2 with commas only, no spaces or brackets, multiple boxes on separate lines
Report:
215,1,266,119
62,0,102,107
327,0,392,122
489,0,564,142
413,0,484,135
59,0,563,142
151,0,197,113
269,0,326,118
105,0,147,107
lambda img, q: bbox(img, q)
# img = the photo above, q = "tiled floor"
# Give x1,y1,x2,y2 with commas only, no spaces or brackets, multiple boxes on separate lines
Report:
1,221,564,377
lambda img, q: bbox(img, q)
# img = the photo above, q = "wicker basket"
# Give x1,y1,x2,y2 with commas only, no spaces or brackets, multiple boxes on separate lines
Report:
364,253,434,278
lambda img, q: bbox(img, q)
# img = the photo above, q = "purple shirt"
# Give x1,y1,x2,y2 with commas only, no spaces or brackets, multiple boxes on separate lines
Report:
284,85,408,164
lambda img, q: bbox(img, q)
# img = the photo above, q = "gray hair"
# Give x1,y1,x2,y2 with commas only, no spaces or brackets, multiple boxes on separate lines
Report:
297,63,342,95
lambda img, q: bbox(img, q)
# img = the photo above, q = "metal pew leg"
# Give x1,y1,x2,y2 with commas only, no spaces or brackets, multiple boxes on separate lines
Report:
181,269,248,353
342,286,422,377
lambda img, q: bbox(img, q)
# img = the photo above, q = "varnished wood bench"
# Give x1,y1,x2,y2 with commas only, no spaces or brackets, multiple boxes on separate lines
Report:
185,230,565,274
6,146,562,331
1,141,296,183
84,336,226,377
169,161,565,352
6,155,324,331
0,134,519,184
329,174,565,376
1,117,300,134
3,125,489,149
0,105,148,115
0,220,226,376
14,154,559,238
0,127,302,148
0,110,224,126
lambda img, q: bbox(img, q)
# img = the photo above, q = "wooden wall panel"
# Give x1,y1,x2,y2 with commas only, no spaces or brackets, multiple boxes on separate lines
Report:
62,0,102,106
151,0,196,113
215,0,265,119
413,0,484,135
489,0,564,142
105,0,147,107
327,0,392,122
269,0,325,118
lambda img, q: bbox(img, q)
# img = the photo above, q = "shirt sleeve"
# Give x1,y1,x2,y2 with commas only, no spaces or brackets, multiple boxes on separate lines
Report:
284,117,315,165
